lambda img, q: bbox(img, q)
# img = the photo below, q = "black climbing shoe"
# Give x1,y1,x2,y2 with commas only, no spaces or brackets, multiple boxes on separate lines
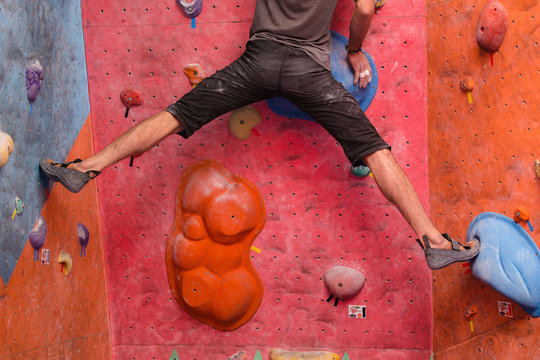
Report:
39,158,100,193
416,233,480,270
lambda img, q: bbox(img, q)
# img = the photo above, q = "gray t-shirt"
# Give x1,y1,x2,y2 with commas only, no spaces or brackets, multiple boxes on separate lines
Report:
249,0,339,70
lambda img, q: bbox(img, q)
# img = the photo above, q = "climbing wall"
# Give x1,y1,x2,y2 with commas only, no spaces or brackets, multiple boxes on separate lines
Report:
82,0,432,359
0,0,90,285
0,118,112,359
426,0,540,358
0,1,112,358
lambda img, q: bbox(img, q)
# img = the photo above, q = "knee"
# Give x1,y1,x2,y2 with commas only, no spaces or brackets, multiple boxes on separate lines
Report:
362,148,392,167
354,0,375,19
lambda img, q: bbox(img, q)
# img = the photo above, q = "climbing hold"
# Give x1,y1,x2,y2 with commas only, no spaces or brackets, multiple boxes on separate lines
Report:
350,164,371,177
460,77,475,104
513,207,533,232
166,160,266,330
253,350,263,360
183,64,206,86
476,1,508,53
0,131,14,168
120,89,144,164
227,351,247,360
464,305,478,318
513,207,529,223
270,349,340,360
15,197,24,214
467,212,540,317
12,197,24,219
323,266,365,304
267,31,378,121
58,250,72,276
120,89,144,117
228,105,262,140
460,78,475,92
177,0,203,18
375,0,385,8
536,159,540,178
29,215,47,262
465,305,478,332
77,223,89,257
26,60,44,104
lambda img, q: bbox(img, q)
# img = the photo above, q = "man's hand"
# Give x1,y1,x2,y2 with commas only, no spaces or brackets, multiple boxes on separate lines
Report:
348,50,372,89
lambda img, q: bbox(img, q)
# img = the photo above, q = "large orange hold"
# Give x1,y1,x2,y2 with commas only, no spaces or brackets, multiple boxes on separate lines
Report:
476,0,508,53
166,160,266,331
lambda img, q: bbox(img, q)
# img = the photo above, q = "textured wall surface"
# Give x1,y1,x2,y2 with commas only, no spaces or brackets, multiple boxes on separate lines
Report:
82,0,432,359
0,0,90,284
0,117,112,359
426,0,540,358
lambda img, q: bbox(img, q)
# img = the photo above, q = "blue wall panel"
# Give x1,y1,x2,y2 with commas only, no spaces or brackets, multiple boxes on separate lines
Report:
0,0,90,284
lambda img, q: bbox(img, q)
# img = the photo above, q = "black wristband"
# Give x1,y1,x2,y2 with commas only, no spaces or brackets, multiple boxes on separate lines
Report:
346,42,363,54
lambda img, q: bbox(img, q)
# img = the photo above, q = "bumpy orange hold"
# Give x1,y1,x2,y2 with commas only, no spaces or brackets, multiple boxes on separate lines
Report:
166,160,266,330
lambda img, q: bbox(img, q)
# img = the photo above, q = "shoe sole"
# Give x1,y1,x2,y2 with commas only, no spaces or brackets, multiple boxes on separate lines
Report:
425,238,481,270
39,159,89,193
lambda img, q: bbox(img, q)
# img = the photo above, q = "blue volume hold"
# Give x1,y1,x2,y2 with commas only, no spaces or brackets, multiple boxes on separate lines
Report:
467,212,540,317
266,30,378,121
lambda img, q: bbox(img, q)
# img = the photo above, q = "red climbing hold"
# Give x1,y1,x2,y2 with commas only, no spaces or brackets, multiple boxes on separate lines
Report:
476,0,508,53
120,89,144,108
166,160,266,331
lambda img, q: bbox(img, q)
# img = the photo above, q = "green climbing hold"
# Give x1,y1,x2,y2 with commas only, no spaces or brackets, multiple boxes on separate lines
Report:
350,165,371,177
15,197,24,214
253,350,263,360
169,349,180,360
342,352,350,360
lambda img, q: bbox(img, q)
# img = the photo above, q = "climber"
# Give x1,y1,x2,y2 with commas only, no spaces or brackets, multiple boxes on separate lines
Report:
39,0,479,270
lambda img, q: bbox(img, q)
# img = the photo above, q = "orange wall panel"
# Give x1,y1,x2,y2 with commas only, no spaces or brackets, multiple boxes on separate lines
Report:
0,116,111,359
427,0,539,358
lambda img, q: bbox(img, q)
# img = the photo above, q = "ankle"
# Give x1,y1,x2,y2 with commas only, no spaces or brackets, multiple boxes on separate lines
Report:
424,233,447,248
71,162,86,173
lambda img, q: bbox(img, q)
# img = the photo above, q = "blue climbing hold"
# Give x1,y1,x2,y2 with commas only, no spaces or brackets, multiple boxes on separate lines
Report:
266,30,378,121
467,212,540,317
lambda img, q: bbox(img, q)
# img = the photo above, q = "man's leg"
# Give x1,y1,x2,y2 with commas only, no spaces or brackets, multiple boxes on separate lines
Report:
363,149,450,249
74,111,182,173
41,39,283,192
279,48,475,251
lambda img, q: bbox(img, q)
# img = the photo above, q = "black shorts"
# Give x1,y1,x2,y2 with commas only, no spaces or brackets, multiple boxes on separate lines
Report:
165,39,390,167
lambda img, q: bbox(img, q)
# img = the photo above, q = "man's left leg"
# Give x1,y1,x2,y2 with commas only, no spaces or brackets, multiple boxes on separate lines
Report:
363,148,448,248
279,49,478,264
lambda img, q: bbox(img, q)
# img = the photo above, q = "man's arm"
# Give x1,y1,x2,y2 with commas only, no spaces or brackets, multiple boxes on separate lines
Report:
347,0,374,88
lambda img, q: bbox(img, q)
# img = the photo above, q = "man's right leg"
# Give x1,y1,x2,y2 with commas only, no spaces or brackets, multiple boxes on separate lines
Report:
74,111,183,173
41,39,286,192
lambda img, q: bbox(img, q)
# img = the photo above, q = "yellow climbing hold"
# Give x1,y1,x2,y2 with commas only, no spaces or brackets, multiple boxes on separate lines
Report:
228,105,261,140
58,250,72,276
0,131,14,168
270,349,340,360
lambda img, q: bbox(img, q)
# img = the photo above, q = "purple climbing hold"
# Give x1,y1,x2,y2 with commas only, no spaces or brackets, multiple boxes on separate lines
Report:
29,215,47,261
324,265,365,300
26,60,44,103
77,223,89,257
177,0,203,18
